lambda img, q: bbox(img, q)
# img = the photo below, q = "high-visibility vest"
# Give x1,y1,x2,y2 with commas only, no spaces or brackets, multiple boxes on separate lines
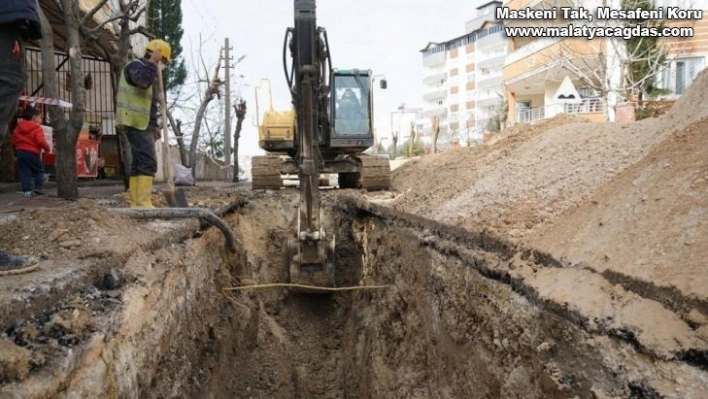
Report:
115,60,153,130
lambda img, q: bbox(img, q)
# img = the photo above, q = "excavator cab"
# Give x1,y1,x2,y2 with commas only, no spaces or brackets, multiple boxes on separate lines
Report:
329,70,386,151
332,71,372,138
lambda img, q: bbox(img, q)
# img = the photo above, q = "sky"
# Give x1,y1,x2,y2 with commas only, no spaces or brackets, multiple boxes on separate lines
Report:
179,0,485,156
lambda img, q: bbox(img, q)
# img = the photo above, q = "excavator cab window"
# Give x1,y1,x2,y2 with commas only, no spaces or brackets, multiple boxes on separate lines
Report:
332,74,371,137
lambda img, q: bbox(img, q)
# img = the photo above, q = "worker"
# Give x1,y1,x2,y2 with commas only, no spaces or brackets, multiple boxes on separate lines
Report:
336,89,365,134
12,105,51,197
116,39,171,208
0,0,43,273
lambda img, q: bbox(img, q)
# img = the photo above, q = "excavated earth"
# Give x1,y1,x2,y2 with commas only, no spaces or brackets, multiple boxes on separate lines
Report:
2,188,704,398
1,71,708,398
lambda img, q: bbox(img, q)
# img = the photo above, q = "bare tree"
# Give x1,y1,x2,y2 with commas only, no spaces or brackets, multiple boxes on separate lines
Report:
431,116,440,154
37,0,93,199
549,0,694,121
187,61,222,173
39,0,150,196
372,128,383,154
407,121,416,158
232,99,246,182
166,111,188,165
390,130,398,160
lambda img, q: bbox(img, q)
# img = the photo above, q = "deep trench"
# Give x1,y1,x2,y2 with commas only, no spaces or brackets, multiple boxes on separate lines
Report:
129,191,667,399
2,192,704,398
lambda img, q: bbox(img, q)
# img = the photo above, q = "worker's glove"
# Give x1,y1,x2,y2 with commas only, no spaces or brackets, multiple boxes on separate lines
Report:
154,126,162,141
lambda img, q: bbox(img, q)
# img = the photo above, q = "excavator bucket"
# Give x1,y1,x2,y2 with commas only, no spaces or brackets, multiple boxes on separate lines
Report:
286,208,336,293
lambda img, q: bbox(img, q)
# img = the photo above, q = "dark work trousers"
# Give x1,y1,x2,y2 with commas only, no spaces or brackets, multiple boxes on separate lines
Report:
16,150,44,192
126,126,157,176
0,25,27,148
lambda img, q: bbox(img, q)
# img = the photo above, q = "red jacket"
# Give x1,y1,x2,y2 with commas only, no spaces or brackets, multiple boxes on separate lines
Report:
11,120,50,155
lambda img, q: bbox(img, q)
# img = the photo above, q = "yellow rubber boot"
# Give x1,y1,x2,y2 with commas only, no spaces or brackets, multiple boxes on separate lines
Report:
129,176,139,208
136,175,155,208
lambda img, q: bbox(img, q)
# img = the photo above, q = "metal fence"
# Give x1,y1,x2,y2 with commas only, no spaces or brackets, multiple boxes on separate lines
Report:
24,47,115,134
517,99,606,124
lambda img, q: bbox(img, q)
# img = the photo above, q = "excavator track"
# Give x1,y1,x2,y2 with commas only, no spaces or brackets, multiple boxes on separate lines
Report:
251,155,283,190
359,155,391,190
339,155,391,191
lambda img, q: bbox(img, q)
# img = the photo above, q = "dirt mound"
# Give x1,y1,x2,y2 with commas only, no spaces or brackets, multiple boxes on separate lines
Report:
532,117,708,303
392,68,708,238
391,114,585,215
0,199,149,262
655,68,708,133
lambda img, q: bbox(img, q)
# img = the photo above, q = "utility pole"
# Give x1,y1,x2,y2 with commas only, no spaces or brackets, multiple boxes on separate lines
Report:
223,38,233,169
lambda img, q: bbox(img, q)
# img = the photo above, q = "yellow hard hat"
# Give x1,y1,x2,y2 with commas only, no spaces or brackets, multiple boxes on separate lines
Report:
146,39,171,62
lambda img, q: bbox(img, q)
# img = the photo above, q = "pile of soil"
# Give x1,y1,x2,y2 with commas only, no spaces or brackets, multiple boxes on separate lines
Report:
391,69,708,245
0,199,148,262
532,116,708,303
391,113,584,207
388,69,708,348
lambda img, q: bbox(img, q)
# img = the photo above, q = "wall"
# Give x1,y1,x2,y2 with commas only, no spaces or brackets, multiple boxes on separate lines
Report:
155,145,231,183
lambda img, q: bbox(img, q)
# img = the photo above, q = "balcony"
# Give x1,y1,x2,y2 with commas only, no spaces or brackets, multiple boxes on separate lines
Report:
423,84,447,101
476,30,504,50
423,51,446,67
477,54,506,70
476,74,502,90
423,106,447,118
516,99,606,124
505,37,562,68
423,69,447,85
477,96,502,109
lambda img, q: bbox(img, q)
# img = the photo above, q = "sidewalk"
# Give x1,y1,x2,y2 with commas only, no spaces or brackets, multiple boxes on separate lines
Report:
0,179,247,214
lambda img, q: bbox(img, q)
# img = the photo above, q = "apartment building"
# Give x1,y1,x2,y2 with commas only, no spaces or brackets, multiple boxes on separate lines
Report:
503,0,708,126
420,1,507,145
655,0,708,97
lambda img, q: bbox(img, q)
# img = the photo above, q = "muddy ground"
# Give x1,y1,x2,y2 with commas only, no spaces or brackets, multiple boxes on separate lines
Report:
0,71,707,397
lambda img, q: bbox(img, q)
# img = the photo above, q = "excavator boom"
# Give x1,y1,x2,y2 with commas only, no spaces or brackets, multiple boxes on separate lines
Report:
285,0,335,289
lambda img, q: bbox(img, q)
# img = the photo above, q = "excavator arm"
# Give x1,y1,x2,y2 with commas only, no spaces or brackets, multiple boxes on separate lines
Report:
284,0,335,289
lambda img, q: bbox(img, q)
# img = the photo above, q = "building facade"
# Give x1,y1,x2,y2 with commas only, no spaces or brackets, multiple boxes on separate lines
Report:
420,1,507,145
503,0,708,126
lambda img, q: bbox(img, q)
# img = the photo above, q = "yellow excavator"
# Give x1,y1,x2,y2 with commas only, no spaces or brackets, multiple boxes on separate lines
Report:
253,0,390,289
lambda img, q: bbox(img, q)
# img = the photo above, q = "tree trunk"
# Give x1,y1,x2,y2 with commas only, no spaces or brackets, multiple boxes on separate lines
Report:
166,109,188,166
54,0,86,200
432,116,440,154
232,100,246,182
188,63,221,176
391,134,398,160
408,122,416,158
37,2,73,194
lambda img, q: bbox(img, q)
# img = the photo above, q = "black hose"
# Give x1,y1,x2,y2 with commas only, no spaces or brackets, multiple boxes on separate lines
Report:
112,208,237,253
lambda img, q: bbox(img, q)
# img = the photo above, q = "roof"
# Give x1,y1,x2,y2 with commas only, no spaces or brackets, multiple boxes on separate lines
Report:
477,1,502,10
29,0,123,61
419,21,501,53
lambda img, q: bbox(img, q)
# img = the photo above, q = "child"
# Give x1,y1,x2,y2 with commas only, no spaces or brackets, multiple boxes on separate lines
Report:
11,106,50,197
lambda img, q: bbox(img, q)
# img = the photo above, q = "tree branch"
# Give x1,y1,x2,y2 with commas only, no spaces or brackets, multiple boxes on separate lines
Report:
80,0,110,26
